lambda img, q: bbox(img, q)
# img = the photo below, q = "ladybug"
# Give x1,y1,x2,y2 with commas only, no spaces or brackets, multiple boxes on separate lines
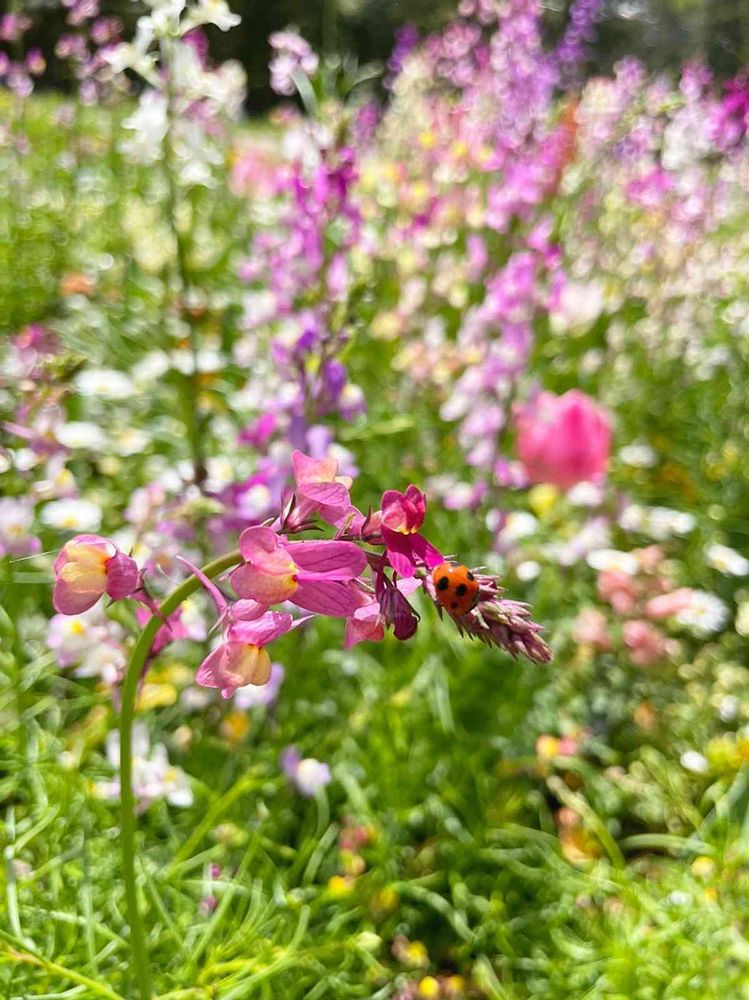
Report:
431,562,479,616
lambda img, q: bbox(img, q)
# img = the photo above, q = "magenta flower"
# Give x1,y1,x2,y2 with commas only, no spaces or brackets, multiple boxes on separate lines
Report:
515,390,612,491
378,486,443,577
230,526,366,616
53,535,139,615
196,613,296,698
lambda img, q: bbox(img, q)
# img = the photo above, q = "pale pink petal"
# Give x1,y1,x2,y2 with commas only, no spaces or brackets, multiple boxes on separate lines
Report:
53,578,102,615
292,580,362,617
230,561,297,605
292,450,338,485
227,611,295,646
53,534,112,575
231,599,267,621
238,525,280,560
296,481,350,507
195,644,230,689
289,540,367,577
344,602,385,648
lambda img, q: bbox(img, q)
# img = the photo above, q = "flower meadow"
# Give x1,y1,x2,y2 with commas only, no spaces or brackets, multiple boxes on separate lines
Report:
3,0,749,996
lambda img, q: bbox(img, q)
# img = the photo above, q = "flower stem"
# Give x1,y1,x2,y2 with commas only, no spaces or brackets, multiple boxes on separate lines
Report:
119,549,242,1000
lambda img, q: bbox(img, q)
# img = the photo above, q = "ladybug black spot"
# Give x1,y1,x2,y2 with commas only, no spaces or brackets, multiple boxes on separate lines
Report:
436,576,450,590
455,583,468,597
466,571,475,581
450,601,459,610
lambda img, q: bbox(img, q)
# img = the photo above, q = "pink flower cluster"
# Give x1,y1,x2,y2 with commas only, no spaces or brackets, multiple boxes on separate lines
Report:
573,546,693,667
52,452,551,702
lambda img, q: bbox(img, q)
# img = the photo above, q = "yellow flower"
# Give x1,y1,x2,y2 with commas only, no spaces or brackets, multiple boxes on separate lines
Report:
220,711,251,745
418,976,441,999
327,875,353,898
691,856,715,879
536,735,561,760
404,940,429,968
373,886,399,914
528,484,560,518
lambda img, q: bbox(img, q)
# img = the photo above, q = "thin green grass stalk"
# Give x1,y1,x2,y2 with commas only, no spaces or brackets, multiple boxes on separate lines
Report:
119,550,242,1000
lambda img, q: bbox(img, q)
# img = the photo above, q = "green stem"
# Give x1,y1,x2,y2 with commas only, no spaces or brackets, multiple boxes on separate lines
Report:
120,549,242,1000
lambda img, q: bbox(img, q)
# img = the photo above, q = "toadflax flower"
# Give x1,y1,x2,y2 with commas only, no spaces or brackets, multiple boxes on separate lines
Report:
53,534,140,614
514,389,612,490
195,612,298,698
376,485,443,577
230,525,366,616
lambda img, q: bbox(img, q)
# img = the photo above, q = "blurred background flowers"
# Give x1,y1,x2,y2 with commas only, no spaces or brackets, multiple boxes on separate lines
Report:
2,0,749,997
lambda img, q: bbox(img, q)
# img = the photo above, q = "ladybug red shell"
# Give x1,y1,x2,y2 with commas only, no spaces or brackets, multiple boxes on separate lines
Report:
431,562,479,616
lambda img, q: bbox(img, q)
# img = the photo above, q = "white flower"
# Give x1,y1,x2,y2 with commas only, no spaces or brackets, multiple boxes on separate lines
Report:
204,457,236,492
719,696,739,723
98,725,193,808
77,643,127,685
550,279,605,334
170,347,223,374
75,369,135,400
706,543,749,577
566,482,604,507
502,511,538,541
184,0,241,32
619,504,695,540
121,91,168,165
587,548,640,575
516,560,541,582
680,750,709,774
237,484,273,519
113,428,151,457
40,499,102,532
544,517,611,567
295,758,331,797
619,443,658,468
131,351,170,384
675,591,730,636
55,422,107,451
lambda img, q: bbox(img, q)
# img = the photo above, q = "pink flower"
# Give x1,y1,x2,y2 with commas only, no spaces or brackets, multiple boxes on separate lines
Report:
378,486,443,577
622,619,670,667
53,535,139,615
644,588,695,621
230,525,366,616
597,570,638,615
196,613,295,698
287,450,354,527
572,607,612,651
344,598,386,648
515,390,612,490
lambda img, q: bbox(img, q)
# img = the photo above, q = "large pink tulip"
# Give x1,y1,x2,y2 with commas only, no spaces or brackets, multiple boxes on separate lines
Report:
515,390,611,490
